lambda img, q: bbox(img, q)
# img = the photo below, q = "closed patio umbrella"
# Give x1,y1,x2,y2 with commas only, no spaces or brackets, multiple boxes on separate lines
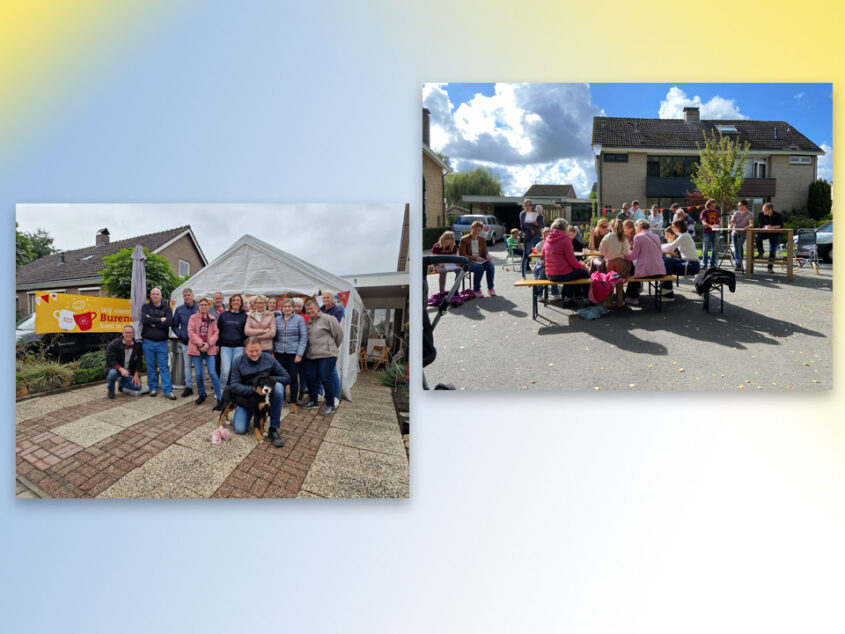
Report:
130,246,146,342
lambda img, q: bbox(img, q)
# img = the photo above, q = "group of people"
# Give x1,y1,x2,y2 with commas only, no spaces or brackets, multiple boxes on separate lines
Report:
104,287,347,449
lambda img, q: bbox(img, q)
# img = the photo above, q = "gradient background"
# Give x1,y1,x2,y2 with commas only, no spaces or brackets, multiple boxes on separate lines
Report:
3,1,843,632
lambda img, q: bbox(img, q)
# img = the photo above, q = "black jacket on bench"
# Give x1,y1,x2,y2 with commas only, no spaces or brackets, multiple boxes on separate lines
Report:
694,268,736,295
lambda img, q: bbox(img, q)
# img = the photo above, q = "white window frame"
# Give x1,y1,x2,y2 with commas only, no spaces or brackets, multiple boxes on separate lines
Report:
789,156,812,165
178,258,191,277
27,289,66,314
78,286,101,296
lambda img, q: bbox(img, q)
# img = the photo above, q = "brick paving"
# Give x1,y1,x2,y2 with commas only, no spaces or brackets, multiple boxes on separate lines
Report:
16,374,408,499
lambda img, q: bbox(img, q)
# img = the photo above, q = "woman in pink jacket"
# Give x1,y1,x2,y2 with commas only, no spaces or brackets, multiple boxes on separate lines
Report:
244,294,277,351
187,297,222,407
541,217,589,308
624,219,669,305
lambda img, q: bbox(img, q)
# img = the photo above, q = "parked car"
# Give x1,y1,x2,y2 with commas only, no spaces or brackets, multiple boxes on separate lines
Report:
452,215,506,245
817,221,833,263
16,313,112,361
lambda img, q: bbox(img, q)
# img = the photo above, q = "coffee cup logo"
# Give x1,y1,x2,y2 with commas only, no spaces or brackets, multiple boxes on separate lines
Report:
73,311,97,331
53,309,75,331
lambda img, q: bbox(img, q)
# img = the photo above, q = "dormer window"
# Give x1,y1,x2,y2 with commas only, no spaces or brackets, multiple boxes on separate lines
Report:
716,125,738,134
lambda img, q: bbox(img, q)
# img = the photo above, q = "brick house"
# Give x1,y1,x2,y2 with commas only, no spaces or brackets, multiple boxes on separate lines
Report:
592,107,825,215
16,226,207,317
462,183,594,231
423,108,451,228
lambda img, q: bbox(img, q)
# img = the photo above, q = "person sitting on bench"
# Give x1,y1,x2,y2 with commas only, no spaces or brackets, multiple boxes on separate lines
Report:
661,219,701,300
624,219,668,305
541,217,589,308
754,202,783,273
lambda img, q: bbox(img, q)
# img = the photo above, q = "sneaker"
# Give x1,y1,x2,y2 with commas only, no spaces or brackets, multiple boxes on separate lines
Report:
624,297,639,305
303,401,320,409
488,288,497,297
269,428,285,448
117,384,123,393
321,405,335,416
734,264,743,271
662,293,675,302
149,391,158,398
165,393,177,401
195,394,207,405
181,387,193,398
107,390,115,399
474,290,484,298
767,265,774,273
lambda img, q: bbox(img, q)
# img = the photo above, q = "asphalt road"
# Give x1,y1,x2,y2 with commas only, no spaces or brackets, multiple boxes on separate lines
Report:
423,242,833,391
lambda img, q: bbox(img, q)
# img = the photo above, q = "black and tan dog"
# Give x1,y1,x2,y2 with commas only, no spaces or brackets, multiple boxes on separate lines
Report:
217,373,276,443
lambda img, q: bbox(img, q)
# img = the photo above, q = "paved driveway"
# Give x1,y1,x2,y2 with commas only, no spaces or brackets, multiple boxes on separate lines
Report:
16,372,408,498
424,244,832,391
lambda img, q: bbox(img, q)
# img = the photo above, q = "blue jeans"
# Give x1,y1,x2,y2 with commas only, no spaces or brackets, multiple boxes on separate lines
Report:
105,368,142,393
755,233,781,261
663,257,700,291
219,346,243,386
468,260,495,292
547,268,590,298
521,237,540,277
533,263,559,297
232,381,285,433
142,338,172,394
298,359,308,399
702,232,719,267
305,357,336,405
178,341,194,388
191,352,221,399
732,234,746,266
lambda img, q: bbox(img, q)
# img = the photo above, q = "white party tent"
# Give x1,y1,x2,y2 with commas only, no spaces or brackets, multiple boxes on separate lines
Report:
170,234,364,399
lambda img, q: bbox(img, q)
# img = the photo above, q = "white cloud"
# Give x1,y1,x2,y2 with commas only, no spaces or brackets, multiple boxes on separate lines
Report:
794,92,805,101
817,143,832,182
422,83,602,196
658,86,747,120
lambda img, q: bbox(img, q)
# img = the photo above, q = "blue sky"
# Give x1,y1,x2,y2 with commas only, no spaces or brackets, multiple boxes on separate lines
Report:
424,83,832,197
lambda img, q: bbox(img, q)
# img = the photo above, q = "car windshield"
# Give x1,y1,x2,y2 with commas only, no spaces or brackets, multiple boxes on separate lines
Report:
818,221,832,232
455,216,484,225
16,314,36,330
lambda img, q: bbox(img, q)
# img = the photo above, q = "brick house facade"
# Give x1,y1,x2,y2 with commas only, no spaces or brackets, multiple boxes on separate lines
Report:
16,226,207,317
423,108,451,228
592,108,824,215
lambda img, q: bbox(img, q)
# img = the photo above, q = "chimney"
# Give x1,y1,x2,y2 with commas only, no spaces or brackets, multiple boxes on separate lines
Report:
683,107,700,122
422,108,431,147
96,228,110,246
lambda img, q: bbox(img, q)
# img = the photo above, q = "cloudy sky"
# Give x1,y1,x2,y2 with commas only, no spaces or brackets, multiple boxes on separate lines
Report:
16,203,406,276
423,83,833,197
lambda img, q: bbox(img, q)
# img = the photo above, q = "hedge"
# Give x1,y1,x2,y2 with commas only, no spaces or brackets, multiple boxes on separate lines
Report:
423,226,451,251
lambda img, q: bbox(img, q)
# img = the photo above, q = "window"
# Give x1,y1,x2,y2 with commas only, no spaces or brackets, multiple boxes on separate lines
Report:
603,153,628,162
570,204,592,223
647,156,698,177
178,259,190,276
716,125,738,134
789,156,812,165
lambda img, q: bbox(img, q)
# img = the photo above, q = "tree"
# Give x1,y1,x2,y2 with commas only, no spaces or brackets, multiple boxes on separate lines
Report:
444,167,502,207
807,179,832,220
99,247,186,300
16,224,58,268
691,131,750,216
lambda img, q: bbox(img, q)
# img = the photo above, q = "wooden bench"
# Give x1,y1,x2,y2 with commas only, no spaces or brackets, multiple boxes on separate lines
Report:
514,275,678,320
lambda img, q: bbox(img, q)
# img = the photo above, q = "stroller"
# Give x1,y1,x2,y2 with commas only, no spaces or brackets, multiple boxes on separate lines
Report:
422,254,470,390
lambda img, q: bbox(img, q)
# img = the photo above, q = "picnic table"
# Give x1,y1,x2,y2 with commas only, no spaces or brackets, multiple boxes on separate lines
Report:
744,227,794,282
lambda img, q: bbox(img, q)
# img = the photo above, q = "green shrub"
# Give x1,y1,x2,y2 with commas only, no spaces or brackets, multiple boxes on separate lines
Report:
77,348,106,370
423,226,451,250
17,361,75,393
379,363,407,387
74,367,103,384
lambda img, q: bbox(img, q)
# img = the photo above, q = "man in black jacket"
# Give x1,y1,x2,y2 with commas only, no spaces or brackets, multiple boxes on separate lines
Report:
105,325,143,399
141,287,176,400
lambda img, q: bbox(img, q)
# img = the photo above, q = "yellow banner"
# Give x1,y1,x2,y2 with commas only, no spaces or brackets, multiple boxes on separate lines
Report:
34,291,133,334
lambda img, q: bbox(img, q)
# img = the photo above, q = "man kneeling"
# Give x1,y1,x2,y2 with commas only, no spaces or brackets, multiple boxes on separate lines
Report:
229,336,290,448
105,324,143,398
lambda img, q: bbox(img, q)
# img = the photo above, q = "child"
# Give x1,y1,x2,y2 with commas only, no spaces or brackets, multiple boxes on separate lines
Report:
533,228,557,298
567,226,584,253
599,219,630,308
431,230,460,293
505,228,524,256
